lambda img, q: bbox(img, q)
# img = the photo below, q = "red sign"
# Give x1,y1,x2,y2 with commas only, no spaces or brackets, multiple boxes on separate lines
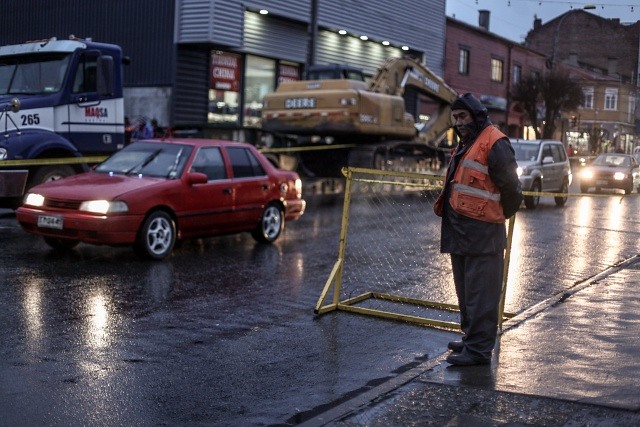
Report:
278,64,300,84
211,51,242,92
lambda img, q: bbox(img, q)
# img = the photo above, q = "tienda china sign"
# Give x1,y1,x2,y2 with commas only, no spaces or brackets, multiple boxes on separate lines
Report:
211,51,242,92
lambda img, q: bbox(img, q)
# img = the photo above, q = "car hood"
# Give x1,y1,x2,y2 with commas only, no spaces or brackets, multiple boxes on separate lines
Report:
586,165,629,173
29,172,168,200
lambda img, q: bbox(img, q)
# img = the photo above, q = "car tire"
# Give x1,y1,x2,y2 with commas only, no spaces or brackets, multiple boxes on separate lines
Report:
625,181,633,195
251,203,284,243
134,210,176,260
524,180,541,209
43,236,80,250
554,180,569,206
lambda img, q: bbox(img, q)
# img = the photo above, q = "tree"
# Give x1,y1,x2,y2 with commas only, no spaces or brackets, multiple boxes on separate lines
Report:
511,72,584,139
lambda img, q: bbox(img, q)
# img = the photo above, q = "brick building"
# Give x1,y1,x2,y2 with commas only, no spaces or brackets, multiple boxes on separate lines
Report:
524,10,640,154
445,12,547,140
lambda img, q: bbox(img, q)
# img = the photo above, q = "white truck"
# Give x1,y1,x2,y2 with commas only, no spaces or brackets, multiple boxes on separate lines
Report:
0,36,127,208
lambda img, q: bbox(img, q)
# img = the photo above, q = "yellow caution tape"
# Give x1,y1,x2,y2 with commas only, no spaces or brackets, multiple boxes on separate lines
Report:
0,156,108,167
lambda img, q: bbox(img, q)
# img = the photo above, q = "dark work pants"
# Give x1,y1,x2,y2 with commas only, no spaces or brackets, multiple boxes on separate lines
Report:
450,253,504,360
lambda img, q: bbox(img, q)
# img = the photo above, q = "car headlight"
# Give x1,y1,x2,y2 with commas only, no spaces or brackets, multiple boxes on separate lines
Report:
0,148,7,160
516,166,528,177
79,200,129,214
613,172,626,181
581,170,594,180
24,193,45,207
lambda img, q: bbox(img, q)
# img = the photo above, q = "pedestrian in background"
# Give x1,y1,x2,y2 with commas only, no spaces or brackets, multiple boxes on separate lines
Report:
131,117,154,141
433,93,523,366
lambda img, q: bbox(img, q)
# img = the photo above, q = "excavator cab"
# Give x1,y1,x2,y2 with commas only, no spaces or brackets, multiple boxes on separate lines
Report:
307,64,365,81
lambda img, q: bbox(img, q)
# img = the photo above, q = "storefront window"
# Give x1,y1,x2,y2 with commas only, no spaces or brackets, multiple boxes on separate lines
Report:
243,56,276,127
209,51,242,124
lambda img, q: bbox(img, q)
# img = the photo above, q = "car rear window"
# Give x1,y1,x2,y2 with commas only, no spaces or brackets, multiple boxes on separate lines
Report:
227,147,266,178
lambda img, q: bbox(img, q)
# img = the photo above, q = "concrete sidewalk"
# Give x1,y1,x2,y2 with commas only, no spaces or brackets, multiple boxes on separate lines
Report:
303,256,640,426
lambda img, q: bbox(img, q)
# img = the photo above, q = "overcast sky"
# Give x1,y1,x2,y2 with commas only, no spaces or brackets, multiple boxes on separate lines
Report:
446,0,637,42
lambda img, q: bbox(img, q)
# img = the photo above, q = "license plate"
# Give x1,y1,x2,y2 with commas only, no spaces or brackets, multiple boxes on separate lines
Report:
37,215,63,230
596,180,608,185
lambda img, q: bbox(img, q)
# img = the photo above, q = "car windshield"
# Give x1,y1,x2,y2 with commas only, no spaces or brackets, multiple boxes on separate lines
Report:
593,155,630,168
95,142,193,178
511,143,539,162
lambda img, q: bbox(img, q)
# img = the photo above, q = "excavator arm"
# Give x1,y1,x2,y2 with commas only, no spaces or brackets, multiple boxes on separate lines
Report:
367,57,458,145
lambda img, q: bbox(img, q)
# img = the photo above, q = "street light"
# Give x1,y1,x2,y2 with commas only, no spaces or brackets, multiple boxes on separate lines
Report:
549,4,596,70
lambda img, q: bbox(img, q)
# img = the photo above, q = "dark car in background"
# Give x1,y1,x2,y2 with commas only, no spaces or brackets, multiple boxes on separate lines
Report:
16,139,306,260
579,153,640,194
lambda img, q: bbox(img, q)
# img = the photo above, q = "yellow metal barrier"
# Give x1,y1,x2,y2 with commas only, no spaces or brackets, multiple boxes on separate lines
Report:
314,166,516,331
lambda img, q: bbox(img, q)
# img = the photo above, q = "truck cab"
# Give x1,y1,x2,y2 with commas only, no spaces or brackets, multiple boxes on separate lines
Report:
0,36,126,207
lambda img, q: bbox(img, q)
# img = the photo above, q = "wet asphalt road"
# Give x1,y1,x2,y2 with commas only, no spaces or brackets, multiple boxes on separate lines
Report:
1,178,640,426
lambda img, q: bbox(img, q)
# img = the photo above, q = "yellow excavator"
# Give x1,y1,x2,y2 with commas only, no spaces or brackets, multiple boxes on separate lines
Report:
260,57,458,177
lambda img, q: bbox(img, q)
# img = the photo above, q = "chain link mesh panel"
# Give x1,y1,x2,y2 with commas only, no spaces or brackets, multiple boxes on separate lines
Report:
315,167,515,330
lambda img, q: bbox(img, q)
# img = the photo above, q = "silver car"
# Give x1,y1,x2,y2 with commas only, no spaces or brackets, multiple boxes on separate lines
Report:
511,139,572,209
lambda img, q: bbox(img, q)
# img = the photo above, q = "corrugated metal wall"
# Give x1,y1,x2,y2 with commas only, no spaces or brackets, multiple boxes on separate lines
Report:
176,0,446,74
315,31,404,75
241,13,308,62
173,48,210,125
0,0,175,86
241,11,404,75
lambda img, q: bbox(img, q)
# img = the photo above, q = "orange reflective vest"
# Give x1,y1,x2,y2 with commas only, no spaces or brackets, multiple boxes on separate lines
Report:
434,126,507,223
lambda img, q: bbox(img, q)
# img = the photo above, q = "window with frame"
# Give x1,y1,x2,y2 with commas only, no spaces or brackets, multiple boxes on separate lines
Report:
512,64,521,85
244,55,276,127
604,88,618,111
190,147,227,181
458,48,469,75
73,53,98,93
491,58,503,82
582,87,594,109
227,147,266,178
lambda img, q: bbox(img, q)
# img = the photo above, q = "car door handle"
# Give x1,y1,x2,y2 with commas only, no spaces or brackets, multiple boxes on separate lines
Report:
223,188,232,195
261,184,269,191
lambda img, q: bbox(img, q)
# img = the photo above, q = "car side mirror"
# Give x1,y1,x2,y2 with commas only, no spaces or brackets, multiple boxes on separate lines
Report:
187,172,208,185
542,156,554,164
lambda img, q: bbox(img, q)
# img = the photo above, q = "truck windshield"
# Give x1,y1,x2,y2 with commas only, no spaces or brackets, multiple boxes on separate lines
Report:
0,53,71,95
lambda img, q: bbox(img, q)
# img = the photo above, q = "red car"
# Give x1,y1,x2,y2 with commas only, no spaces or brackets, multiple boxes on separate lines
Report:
17,139,306,260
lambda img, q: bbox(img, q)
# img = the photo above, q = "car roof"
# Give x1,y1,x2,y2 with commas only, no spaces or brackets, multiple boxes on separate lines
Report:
598,152,633,157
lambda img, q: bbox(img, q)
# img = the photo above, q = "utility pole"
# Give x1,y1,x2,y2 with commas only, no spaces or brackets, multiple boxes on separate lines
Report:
306,0,319,79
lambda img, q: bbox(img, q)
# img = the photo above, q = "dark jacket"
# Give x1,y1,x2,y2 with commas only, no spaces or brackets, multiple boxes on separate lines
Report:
440,94,523,255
